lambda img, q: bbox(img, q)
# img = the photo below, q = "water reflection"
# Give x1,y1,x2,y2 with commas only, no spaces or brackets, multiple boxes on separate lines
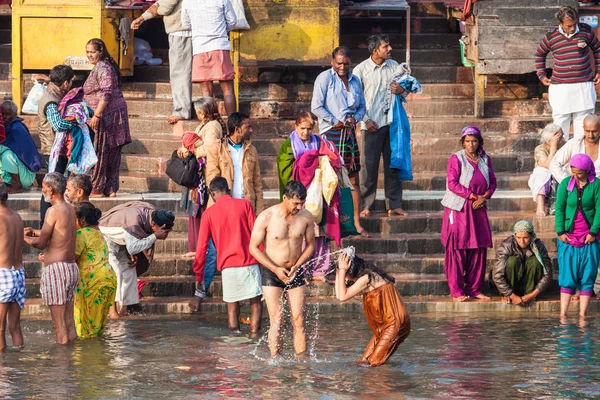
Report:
2,314,600,398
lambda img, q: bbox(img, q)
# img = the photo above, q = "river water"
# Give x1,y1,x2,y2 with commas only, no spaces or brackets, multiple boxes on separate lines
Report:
1,312,600,399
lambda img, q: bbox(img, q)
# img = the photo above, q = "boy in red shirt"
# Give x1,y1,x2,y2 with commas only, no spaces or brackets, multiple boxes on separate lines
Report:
191,177,262,335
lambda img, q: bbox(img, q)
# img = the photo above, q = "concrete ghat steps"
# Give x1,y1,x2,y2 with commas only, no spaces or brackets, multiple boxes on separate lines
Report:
23,274,454,298
117,152,535,175
21,253,559,280
120,97,554,120
344,231,562,256
18,115,550,137
21,296,590,316
9,189,536,218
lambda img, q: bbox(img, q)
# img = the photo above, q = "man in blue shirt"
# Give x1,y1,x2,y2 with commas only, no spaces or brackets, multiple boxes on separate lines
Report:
311,46,368,236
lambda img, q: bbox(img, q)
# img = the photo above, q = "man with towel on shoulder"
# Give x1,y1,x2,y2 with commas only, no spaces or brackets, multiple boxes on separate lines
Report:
190,177,263,336
99,201,175,317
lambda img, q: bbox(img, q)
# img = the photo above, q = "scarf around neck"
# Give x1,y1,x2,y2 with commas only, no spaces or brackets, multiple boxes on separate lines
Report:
290,131,319,160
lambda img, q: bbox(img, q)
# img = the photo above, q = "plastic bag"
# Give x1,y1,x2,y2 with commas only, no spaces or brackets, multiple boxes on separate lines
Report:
22,80,47,115
305,169,323,224
230,0,250,30
134,37,152,54
319,156,338,205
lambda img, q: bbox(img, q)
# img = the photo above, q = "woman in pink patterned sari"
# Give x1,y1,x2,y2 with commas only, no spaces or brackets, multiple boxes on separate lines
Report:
84,38,131,197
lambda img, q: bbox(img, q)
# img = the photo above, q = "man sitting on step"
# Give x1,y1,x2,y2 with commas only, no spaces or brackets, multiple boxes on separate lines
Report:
0,101,42,193
190,177,262,336
492,221,553,306
98,201,174,317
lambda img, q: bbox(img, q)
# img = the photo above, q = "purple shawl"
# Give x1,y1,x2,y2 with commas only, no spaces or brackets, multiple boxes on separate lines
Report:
290,131,319,160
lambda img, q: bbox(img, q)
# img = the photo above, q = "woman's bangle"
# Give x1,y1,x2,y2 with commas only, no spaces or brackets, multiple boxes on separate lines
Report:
94,114,103,118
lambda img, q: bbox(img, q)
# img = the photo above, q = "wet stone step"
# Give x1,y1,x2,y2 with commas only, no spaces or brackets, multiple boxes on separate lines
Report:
343,232,560,256
359,212,556,235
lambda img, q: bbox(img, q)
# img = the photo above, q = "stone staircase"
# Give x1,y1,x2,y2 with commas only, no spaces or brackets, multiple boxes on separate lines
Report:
0,2,567,313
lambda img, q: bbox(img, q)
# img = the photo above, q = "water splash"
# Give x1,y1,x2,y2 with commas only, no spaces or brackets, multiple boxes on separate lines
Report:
251,246,355,363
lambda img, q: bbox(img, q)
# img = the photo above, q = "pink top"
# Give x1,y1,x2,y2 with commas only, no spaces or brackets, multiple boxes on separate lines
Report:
566,210,590,248
441,156,496,249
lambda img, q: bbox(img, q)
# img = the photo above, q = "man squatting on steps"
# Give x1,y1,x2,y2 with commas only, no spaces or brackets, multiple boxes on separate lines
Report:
250,180,315,359
24,173,79,345
0,183,26,351
191,177,263,335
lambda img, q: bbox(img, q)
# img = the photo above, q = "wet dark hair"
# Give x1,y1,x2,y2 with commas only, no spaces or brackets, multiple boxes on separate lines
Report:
49,65,75,86
332,46,351,59
227,112,250,136
68,174,92,197
283,180,307,201
340,255,395,286
556,6,577,23
87,38,121,82
209,176,230,193
75,202,102,226
366,34,391,54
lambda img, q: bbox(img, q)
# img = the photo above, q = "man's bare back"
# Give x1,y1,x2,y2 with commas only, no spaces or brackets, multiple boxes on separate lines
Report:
27,202,76,266
0,206,24,269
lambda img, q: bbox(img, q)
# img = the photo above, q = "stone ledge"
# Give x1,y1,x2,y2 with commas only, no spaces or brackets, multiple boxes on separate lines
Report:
20,296,598,316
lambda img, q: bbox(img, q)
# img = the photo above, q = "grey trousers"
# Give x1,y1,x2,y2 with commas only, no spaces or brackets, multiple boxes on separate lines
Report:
359,125,403,211
168,34,193,119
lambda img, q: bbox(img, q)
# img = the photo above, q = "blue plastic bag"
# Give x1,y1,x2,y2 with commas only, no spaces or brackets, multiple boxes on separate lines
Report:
389,99,413,181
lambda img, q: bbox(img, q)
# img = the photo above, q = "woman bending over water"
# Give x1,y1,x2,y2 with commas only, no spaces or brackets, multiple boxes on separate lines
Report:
334,254,410,366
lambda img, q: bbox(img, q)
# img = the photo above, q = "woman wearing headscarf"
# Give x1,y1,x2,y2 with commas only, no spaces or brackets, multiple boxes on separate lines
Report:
493,220,553,305
441,126,497,302
555,153,600,317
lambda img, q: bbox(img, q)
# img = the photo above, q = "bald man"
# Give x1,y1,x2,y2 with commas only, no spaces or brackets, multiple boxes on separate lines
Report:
550,114,600,183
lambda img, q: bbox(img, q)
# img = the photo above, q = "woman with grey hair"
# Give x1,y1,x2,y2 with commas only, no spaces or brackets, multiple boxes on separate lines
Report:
527,123,565,216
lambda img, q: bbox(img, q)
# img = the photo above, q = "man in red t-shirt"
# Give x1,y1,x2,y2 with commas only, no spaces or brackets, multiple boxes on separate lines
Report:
191,177,262,335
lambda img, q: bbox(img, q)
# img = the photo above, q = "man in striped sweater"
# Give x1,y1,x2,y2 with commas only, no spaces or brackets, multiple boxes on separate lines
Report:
535,6,600,141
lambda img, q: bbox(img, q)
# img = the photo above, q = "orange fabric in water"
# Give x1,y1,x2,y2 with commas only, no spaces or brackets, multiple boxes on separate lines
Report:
361,282,411,367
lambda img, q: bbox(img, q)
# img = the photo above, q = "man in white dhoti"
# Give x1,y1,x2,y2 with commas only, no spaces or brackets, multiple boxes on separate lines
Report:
99,202,174,317
535,6,600,141
528,123,565,216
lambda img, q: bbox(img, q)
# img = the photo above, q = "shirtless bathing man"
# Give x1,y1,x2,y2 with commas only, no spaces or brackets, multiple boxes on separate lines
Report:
0,183,26,351
24,172,79,344
249,180,315,359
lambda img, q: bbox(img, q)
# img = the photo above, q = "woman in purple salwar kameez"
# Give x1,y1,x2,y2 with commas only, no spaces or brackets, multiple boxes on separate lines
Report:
84,38,132,198
441,126,497,302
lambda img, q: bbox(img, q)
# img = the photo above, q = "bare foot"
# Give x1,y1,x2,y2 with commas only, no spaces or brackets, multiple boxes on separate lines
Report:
90,193,107,198
246,331,260,339
359,209,371,218
167,115,184,125
472,294,491,301
108,192,117,198
452,295,469,302
296,352,310,361
536,209,547,217
355,229,371,238
388,208,408,217
118,306,129,317
501,296,510,304
182,252,196,258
